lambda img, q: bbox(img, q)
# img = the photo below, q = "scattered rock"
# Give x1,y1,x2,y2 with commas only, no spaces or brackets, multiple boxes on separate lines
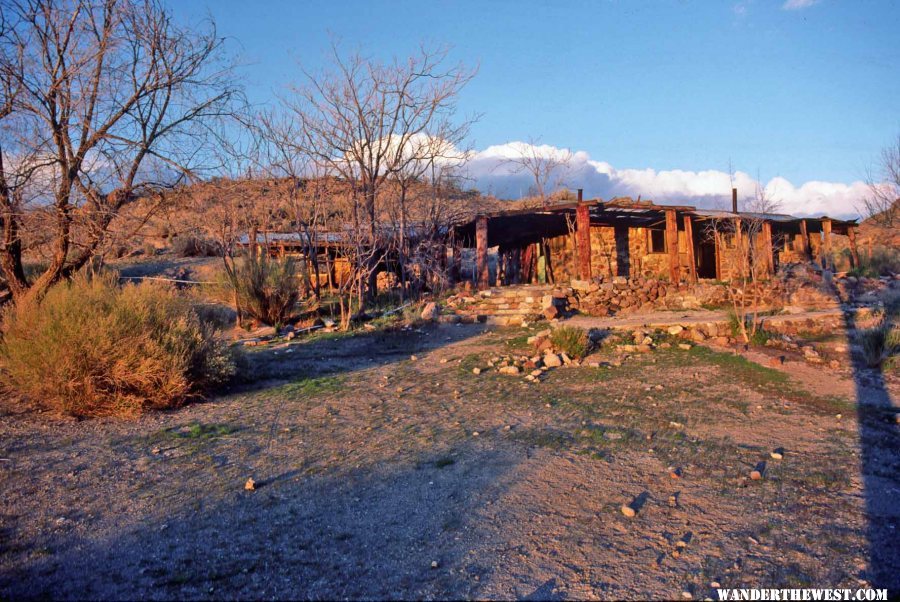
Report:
750,470,763,480
472,367,482,375
410,355,418,361
621,504,636,518
667,325,684,336
678,343,692,351
770,448,784,460
543,353,563,367
421,302,440,321
244,477,256,491
498,365,521,375
430,560,439,569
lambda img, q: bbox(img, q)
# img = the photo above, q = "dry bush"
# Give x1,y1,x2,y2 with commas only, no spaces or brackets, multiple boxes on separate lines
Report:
0,274,236,418
850,246,900,278
171,235,222,258
860,322,900,369
228,254,301,327
550,325,591,359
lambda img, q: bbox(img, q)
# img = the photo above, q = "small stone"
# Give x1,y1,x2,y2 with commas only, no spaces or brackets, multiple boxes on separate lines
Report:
472,367,481,375
667,325,684,336
244,477,256,491
710,582,721,588
151,447,160,455
440,358,448,364
621,504,636,518
750,470,762,480
543,353,563,367
770,449,784,460
681,592,692,600
678,343,692,350
430,560,439,569
498,365,521,375
410,355,418,361
472,431,479,437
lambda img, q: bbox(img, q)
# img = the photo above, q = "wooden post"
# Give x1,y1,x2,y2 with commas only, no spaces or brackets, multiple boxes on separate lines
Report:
665,209,680,283
762,221,775,276
822,218,832,270
799,219,810,260
576,203,592,280
684,214,697,282
476,215,489,289
847,225,859,269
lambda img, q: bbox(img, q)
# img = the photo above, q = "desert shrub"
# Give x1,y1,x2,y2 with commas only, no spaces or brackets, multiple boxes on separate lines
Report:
228,253,300,327
550,325,591,359
0,274,235,417
172,234,221,258
849,246,900,278
859,321,900,369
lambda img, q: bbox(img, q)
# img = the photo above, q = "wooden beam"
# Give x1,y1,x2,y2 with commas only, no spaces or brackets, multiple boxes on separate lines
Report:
476,215,489,289
576,202,592,280
684,215,697,283
665,209,680,283
734,217,744,278
762,221,775,276
847,225,860,269
822,218,832,270
521,243,534,283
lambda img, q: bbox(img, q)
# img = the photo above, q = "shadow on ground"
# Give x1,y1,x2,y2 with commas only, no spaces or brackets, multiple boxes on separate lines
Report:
1,442,521,600
840,294,900,592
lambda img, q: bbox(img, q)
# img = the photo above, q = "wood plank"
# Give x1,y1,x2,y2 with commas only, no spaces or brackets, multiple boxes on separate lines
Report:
822,218,832,270
665,209,680,283
684,215,697,282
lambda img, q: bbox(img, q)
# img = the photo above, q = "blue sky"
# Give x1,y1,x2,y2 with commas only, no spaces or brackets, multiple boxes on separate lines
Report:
172,0,899,216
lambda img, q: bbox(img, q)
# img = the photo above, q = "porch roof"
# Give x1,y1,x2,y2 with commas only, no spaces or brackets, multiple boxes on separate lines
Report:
453,198,857,247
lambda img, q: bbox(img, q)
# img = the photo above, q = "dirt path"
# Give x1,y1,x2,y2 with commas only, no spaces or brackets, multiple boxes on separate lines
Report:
1,323,897,599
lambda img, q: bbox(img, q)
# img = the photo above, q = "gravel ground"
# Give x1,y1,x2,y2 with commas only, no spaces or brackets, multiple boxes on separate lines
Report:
1,323,898,600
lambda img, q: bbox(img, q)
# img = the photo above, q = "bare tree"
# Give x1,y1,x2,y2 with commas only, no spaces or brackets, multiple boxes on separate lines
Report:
711,175,782,343
862,134,900,227
504,138,573,207
0,0,241,302
284,43,475,301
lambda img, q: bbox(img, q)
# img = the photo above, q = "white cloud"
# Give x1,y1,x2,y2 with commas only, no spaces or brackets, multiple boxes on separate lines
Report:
460,141,866,219
782,0,820,10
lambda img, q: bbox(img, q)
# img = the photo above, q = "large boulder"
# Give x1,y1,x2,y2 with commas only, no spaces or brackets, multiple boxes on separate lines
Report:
421,302,440,321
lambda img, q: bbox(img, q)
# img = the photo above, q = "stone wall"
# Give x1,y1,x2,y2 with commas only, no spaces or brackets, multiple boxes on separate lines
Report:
545,225,693,282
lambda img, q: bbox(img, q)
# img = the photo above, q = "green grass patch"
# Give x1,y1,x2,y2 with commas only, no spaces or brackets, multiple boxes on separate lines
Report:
153,422,240,441
279,374,346,398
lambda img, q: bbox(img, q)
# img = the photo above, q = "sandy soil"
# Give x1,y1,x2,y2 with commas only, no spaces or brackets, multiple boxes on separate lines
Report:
1,322,898,600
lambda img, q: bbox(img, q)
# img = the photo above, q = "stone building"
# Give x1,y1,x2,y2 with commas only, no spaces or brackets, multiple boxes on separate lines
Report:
453,195,859,288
